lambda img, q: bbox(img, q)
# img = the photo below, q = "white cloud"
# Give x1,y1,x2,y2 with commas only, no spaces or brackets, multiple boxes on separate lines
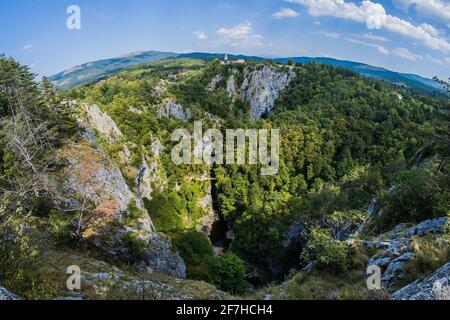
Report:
393,47,421,60
285,0,450,53
360,32,390,42
345,37,390,54
392,0,450,25
316,31,341,38
22,44,34,50
217,22,264,46
193,31,208,40
314,21,321,25
272,8,300,19
419,23,441,37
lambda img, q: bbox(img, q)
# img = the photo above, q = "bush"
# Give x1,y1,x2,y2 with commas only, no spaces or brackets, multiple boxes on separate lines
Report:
123,199,145,223
0,197,58,299
172,231,215,281
122,232,148,257
30,196,54,217
376,167,450,231
48,210,77,245
173,232,250,293
211,252,249,294
1,267,57,300
301,227,352,272
144,194,184,232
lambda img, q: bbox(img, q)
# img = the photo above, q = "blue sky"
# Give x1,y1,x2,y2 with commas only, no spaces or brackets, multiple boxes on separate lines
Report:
1,0,449,79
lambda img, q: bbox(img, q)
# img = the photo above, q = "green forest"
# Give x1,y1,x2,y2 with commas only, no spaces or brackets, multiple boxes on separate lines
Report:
1,54,449,300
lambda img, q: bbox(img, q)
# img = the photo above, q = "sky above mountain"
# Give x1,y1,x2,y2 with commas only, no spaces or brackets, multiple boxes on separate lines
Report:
1,0,449,79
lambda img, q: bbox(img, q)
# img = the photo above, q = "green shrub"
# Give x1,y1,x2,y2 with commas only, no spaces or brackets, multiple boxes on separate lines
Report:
144,195,184,232
211,252,249,294
122,232,148,257
0,197,58,300
30,196,54,217
375,167,449,231
172,231,215,282
1,267,57,300
301,227,352,272
123,199,145,223
48,210,77,245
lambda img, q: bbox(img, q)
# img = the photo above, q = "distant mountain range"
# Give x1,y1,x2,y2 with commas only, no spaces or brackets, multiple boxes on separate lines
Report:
49,50,443,93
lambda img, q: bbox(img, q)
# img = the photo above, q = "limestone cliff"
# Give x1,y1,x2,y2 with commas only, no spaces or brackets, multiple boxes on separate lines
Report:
157,99,191,121
211,65,295,119
241,66,295,119
53,102,186,279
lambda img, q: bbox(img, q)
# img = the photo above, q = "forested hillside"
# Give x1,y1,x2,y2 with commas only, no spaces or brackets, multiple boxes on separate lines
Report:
1,55,449,300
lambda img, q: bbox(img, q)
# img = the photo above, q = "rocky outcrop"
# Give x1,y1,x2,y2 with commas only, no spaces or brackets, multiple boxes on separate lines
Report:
390,217,448,238
58,142,148,222
361,217,449,290
226,75,238,98
240,66,295,119
196,177,219,236
55,113,185,279
209,65,295,119
392,262,450,300
135,138,166,200
142,234,186,279
0,286,20,300
209,74,223,90
157,100,191,121
136,158,166,200
84,104,123,142
283,221,310,249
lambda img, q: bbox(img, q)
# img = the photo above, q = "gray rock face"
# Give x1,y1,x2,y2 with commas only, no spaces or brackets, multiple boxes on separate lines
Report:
402,217,448,237
84,104,123,142
59,143,147,219
76,118,99,148
365,238,415,287
157,100,191,121
240,66,295,119
226,75,238,98
136,159,165,200
144,234,187,279
0,286,20,300
195,173,219,236
392,262,450,300
151,138,164,157
57,116,185,279
209,74,223,90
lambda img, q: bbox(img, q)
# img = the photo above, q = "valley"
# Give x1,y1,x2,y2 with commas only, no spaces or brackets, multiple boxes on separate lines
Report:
0,53,449,300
